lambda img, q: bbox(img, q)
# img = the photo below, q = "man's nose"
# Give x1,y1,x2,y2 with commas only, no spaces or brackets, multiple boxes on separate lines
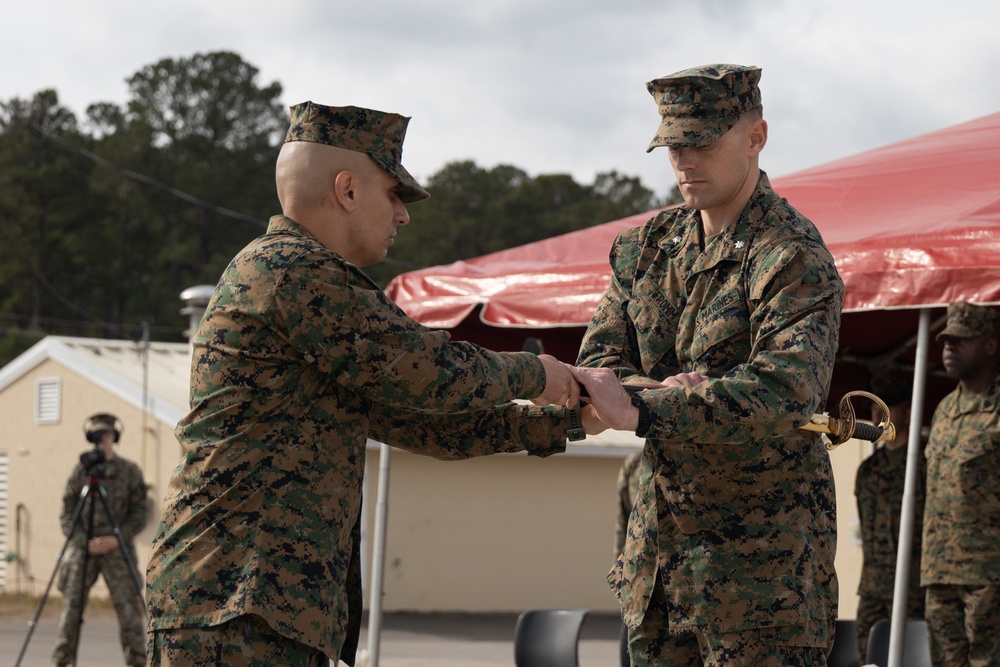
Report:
396,203,410,226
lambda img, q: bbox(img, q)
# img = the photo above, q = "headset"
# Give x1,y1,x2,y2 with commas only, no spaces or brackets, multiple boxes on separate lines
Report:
82,412,124,444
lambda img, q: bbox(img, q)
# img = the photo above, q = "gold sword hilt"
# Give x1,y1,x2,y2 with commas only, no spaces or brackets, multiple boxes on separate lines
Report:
583,384,896,449
800,390,897,450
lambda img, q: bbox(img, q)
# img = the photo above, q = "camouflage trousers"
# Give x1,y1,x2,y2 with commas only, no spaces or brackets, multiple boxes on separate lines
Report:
52,546,146,667
147,613,328,667
624,573,831,666
855,591,924,659
925,583,1000,667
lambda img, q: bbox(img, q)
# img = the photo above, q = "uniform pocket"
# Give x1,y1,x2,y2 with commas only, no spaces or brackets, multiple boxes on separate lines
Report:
956,431,993,465
689,293,751,371
626,276,680,372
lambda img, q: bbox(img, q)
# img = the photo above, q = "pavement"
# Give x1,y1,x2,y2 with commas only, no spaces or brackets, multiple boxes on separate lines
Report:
0,602,623,667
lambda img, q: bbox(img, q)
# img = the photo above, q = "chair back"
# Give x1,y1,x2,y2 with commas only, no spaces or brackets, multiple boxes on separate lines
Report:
513,608,588,667
827,619,860,667
865,618,931,667
619,621,630,667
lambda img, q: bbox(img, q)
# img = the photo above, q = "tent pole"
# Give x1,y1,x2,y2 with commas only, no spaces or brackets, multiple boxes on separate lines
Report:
887,307,930,667
366,443,392,667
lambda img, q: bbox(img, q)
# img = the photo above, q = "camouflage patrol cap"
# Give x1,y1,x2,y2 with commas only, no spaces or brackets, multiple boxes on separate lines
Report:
646,64,762,150
936,301,1000,340
284,101,430,203
88,414,118,432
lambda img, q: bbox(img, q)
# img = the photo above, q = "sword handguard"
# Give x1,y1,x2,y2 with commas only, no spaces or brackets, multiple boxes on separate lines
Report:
800,390,896,450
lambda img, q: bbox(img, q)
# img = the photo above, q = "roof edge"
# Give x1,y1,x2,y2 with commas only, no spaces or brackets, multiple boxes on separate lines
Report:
0,335,189,426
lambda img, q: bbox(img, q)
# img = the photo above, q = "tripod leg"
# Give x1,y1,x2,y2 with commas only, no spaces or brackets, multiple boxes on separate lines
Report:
105,566,147,667
93,483,147,613
14,486,89,667
92,483,148,665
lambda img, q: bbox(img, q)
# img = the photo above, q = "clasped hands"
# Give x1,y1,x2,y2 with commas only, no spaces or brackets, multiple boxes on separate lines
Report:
533,355,705,435
88,535,118,556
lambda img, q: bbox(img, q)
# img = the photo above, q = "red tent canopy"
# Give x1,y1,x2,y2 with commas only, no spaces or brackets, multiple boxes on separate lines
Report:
387,111,1000,418
389,111,1000,326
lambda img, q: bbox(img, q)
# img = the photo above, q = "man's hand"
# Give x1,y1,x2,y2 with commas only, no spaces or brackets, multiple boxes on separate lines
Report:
88,535,117,556
580,403,610,436
570,367,638,431
659,371,707,388
569,369,710,433
531,354,581,408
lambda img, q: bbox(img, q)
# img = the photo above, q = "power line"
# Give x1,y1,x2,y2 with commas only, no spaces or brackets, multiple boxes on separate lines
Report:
31,122,268,227
0,217,101,321
0,310,181,333
29,122,424,270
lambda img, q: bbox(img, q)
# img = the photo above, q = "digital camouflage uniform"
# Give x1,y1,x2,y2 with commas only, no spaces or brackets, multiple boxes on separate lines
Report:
579,171,843,664
578,64,843,666
854,437,925,657
54,453,148,667
615,450,646,559
922,302,1000,667
145,106,572,667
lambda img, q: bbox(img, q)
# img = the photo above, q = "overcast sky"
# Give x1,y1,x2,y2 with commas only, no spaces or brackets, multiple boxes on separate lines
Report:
4,0,999,199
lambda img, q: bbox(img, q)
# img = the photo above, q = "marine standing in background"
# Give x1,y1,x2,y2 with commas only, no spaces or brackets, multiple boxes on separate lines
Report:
854,379,925,658
613,450,645,560
144,102,582,667
53,413,147,667
571,64,844,666
922,301,1000,667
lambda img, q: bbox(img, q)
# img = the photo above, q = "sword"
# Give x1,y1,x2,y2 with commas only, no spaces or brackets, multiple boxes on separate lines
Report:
800,390,896,449
583,385,895,449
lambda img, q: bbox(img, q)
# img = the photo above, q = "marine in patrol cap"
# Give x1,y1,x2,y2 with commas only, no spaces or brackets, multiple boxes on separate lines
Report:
645,64,762,151
936,301,1000,340
284,101,430,203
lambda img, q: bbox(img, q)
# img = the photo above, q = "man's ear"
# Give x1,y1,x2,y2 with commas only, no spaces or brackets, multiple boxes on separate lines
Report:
748,119,768,155
333,170,356,211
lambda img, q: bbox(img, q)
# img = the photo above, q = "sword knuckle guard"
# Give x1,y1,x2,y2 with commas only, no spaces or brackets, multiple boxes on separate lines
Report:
823,390,895,450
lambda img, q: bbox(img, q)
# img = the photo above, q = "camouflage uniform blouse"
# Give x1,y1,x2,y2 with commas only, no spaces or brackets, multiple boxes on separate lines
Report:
578,172,844,642
145,215,568,666
855,443,925,601
921,375,1000,585
62,455,148,552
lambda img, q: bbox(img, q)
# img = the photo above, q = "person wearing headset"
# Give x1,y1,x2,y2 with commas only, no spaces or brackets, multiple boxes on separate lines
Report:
52,413,148,667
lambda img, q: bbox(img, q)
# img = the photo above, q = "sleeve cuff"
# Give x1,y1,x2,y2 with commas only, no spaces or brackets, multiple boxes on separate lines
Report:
631,391,652,437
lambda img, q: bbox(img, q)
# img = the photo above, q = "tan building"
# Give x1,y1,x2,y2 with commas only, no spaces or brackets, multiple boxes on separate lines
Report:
0,334,866,618
0,335,190,602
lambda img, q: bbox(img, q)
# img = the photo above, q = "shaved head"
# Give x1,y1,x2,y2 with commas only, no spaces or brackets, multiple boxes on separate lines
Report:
275,141,374,216
273,141,411,265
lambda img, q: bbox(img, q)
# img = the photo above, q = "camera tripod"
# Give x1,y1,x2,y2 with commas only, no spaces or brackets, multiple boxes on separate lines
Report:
15,467,146,667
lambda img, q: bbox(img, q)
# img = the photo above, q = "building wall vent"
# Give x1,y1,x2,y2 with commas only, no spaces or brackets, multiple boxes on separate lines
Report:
35,377,62,424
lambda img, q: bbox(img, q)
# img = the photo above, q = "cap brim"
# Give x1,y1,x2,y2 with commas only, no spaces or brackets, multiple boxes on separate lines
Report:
936,326,978,340
370,155,429,203
646,114,741,152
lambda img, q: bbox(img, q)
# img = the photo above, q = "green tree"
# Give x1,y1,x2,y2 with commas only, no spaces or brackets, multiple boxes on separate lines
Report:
0,50,677,368
0,90,101,339
0,52,287,365
370,162,672,286
120,50,285,288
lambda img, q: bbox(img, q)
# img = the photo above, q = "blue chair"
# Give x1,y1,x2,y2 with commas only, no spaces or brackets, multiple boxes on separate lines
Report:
865,618,931,667
513,609,588,667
